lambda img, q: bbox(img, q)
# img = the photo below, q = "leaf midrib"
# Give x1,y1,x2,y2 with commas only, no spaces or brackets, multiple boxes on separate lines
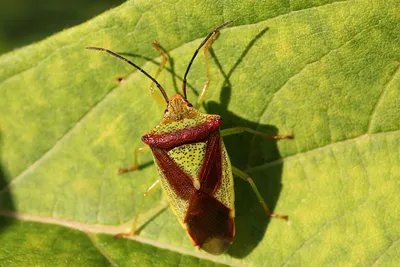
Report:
0,210,244,267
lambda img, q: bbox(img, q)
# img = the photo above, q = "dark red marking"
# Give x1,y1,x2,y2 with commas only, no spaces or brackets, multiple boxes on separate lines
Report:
152,148,196,200
197,133,222,195
184,190,234,249
149,117,233,251
142,115,221,149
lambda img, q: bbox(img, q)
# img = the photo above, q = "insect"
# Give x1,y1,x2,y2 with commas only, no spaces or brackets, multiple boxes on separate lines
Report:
86,21,292,255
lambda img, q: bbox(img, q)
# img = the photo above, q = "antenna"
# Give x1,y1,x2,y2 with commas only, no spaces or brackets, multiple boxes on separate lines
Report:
181,21,233,99
86,46,169,104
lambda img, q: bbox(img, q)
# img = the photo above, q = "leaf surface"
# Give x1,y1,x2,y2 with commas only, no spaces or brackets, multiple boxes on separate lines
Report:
0,0,399,266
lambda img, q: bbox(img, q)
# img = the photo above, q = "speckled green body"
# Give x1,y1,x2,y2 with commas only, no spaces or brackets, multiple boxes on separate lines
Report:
141,94,235,254
156,138,234,225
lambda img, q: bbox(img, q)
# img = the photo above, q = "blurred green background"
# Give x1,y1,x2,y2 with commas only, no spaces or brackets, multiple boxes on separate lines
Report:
0,0,124,55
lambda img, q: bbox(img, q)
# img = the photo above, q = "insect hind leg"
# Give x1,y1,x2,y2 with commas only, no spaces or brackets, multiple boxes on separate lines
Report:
221,127,293,140
116,180,161,237
232,166,288,220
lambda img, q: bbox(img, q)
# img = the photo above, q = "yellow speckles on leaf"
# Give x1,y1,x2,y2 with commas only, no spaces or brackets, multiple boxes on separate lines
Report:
275,42,293,63
70,179,93,194
298,23,312,35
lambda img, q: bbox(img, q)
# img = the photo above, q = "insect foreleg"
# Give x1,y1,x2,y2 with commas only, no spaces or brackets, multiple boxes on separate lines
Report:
116,180,161,238
194,32,217,109
221,127,293,140
231,166,287,220
182,21,232,99
117,146,151,174
150,41,169,105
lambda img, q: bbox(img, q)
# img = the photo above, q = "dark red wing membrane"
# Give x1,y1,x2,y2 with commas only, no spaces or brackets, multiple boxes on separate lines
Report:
185,190,234,254
197,133,222,195
152,148,196,200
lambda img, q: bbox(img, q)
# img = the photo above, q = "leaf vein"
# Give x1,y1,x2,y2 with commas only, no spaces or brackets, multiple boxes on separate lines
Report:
0,25,120,87
367,61,400,133
247,130,399,172
282,142,372,265
249,13,382,166
87,232,120,267
0,0,353,88
371,238,400,266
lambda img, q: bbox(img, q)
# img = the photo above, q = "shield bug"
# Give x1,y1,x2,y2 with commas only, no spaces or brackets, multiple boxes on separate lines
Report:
86,21,292,255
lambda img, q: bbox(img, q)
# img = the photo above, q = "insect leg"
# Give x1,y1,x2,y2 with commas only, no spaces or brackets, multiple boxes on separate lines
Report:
194,32,217,109
117,146,151,174
116,180,161,237
150,41,169,105
231,166,288,220
221,127,293,140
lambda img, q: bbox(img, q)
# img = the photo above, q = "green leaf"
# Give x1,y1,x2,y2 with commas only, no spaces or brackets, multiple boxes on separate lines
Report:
0,0,399,266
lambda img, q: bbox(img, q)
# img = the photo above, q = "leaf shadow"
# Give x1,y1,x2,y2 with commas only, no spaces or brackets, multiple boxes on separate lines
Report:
208,101,285,258
204,25,288,258
0,131,15,234
135,205,169,235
